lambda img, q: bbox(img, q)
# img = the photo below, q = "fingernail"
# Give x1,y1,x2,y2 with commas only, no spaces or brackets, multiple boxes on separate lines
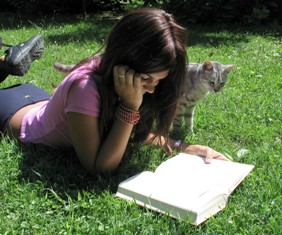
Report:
206,158,212,164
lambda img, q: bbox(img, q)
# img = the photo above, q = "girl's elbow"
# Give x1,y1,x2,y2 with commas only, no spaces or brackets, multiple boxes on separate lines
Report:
79,152,123,175
92,160,120,175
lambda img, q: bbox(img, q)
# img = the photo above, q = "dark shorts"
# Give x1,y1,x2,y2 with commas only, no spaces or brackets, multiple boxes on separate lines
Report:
0,84,50,132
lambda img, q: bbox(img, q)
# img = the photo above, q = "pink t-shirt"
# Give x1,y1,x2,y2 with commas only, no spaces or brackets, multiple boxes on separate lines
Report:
20,60,100,149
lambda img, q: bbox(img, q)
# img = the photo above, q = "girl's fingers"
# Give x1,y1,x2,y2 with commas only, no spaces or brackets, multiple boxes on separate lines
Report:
205,153,230,164
125,69,135,86
133,72,141,87
216,154,231,161
205,156,212,164
118,65,129,79
113,66,119,86
114,65,130,88
113,65,142,109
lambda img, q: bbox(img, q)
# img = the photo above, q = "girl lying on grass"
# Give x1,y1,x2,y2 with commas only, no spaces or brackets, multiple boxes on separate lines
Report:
0,8,229,174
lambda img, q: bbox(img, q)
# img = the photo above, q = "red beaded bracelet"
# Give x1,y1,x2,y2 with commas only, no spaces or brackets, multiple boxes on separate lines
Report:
115,104,140,125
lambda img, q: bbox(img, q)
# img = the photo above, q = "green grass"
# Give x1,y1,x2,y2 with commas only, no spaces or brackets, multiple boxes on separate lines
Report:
0,12,281,234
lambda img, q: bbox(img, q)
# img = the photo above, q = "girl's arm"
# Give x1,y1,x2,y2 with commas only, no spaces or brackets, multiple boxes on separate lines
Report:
67,112,135,174
67,65,143,174
145,133,229,163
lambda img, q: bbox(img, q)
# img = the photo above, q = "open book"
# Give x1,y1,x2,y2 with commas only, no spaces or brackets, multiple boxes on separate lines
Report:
116,153,254,225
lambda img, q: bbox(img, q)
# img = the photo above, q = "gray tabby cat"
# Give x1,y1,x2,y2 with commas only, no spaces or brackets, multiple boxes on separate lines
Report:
53,60,235,133
174,60,235,133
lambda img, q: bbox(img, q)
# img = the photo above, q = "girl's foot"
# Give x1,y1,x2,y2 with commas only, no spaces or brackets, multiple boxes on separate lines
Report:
0,35,44,83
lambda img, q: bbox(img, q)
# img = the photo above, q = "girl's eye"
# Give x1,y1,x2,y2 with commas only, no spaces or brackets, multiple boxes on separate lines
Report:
141,77,149,81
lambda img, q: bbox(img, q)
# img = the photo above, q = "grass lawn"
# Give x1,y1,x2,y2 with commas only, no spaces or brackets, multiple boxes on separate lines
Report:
0,11,281,234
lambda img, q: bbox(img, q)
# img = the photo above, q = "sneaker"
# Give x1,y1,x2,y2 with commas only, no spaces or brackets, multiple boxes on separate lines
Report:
4,35,44,76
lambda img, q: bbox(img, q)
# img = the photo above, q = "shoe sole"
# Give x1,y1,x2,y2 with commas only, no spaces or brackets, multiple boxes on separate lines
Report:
7,35,44,76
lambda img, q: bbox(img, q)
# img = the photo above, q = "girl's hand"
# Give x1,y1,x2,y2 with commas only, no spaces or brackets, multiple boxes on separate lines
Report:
145,134,230,164
180,143,230,164
113,65,143,110
203,146,229,163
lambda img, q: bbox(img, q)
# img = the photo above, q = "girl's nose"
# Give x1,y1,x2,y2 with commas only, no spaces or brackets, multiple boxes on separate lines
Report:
145,79,159,86
145,86,155,94
152,80,160,86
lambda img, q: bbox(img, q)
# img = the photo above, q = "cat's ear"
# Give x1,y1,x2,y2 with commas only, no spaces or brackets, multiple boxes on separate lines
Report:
203,61,213,71
224,64,236,73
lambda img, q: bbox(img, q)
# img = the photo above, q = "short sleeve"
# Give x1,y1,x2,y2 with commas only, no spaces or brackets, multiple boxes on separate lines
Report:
65,77,100,117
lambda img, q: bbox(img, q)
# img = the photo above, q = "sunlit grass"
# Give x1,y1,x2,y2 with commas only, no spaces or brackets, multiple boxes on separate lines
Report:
0,12,281,234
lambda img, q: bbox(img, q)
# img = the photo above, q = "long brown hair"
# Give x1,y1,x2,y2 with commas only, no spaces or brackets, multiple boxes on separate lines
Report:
77,8,187,143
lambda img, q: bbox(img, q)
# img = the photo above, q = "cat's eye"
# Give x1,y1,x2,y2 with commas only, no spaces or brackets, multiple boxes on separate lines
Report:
208,81,215,86
220,83,225,87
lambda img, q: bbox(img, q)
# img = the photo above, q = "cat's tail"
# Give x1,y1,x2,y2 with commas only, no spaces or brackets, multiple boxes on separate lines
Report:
53,62,75,74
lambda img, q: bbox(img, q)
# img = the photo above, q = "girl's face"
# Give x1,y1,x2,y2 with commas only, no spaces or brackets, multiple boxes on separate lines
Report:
140,70,169,94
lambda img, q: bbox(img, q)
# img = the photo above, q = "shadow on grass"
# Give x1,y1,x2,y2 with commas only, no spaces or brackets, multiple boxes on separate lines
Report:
185,24,282,47
17,142,152,200
1,12,281,49
0,12,119,46
44,16,117,46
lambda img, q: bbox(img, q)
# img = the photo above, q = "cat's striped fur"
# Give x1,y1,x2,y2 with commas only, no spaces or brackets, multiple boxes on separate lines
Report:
174,61,234,133
53,62,75,73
